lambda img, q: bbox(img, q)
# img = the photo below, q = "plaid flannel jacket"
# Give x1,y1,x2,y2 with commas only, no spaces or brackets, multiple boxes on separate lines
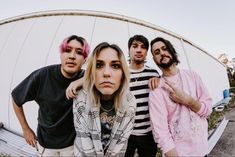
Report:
73,89,136,157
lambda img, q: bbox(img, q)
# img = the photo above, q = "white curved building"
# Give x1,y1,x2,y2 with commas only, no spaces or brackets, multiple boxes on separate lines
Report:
0,10,230,155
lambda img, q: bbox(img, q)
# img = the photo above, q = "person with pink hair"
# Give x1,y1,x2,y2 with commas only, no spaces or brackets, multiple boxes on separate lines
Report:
11,35,89,156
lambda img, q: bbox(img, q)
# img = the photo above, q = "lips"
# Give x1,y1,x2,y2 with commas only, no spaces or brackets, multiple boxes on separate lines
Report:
135,55,143,58
160,55,170,62
100,81,114,87
66,61,76,67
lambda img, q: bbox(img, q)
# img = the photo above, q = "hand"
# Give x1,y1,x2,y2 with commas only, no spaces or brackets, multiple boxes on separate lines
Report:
163,81,201,112
163,81,190,105
165,148,179,157
66,81,79,100
23,127,38,150
148,76,160,90
66,77,84,100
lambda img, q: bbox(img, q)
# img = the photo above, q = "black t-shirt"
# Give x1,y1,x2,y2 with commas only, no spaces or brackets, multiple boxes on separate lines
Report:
11,64,84,149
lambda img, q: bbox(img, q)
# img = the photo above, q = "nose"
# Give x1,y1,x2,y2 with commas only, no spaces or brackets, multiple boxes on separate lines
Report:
136,46,142,53
68,51,76,59
103,65,111,77
159,49,165,55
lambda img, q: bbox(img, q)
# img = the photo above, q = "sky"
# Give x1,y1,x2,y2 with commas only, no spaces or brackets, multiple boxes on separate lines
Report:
1,0,235,60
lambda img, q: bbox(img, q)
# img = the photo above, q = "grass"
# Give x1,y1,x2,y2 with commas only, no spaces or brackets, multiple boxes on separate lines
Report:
208,110,225,132
208,94,235,133
0,153,10,157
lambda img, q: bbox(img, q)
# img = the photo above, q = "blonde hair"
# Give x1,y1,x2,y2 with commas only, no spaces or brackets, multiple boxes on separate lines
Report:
84,42,130,110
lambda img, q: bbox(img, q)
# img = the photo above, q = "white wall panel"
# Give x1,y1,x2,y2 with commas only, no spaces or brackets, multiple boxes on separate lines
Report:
0,23,15,56
9,16,63,133
0,19,35,128
46,15,96,65
91,17,129,59
0,22,14,124
183,42,229,105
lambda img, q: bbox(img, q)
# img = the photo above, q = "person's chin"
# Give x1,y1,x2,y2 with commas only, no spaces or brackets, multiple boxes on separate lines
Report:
99,89,115,96
66,67,79,72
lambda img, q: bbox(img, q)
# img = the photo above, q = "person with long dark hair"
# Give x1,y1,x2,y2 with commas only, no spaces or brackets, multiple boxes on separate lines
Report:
149,37,212,157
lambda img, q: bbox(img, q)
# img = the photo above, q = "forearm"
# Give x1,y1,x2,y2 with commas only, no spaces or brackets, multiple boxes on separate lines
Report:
66,77,84,99
77,77,84,87
12,99,30,131
185,96,201,113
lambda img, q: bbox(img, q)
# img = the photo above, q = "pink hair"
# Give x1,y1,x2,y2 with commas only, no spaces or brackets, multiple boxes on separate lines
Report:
60,35,90,59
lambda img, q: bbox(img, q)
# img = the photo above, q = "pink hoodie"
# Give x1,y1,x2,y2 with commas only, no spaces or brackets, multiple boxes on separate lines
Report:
149,69,212,156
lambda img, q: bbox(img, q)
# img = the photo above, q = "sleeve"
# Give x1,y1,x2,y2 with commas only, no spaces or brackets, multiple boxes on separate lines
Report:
73,91,97,157
149,87,176,154
193,72,212,118
121,92,136,142
11,70,40,106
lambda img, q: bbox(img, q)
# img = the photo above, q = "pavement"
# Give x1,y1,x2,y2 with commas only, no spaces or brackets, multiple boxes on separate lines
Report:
208,101,235,157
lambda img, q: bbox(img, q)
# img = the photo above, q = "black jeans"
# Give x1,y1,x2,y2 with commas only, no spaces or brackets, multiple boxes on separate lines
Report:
125,134,158,157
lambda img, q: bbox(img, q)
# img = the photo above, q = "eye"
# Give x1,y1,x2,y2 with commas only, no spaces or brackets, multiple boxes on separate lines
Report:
75,49,83,55
64,48,72,53
112,63,121,69
131,44,138,48
141,45,146,49
154,50,160,55
96,62,104,69
162,46,168,51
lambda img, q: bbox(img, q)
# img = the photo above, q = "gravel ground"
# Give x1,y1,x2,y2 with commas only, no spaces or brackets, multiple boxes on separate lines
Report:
208,102,235,157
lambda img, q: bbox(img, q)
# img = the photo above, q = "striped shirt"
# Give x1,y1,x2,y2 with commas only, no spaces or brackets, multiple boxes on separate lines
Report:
129,66,159,136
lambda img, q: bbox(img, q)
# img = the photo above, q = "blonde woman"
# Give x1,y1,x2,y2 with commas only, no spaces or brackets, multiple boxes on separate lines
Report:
73,42,136,157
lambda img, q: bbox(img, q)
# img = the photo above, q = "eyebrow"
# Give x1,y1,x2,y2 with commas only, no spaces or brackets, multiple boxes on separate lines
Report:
96,60,121,63
132,42,143,46
112,60,121,63
67,46,83,50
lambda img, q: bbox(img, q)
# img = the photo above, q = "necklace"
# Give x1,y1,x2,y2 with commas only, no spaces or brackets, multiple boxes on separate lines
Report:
134,73,142,82
100,105,114,112
130,66,144,82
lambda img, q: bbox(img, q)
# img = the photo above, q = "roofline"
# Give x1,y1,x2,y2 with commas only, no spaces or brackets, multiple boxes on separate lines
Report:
0,9,223,66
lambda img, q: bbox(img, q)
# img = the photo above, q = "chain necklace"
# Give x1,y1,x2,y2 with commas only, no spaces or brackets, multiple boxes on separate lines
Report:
100,104,115,112
130,66,144,82
133,72,142,82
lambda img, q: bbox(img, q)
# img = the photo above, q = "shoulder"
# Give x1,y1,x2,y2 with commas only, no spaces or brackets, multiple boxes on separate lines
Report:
144,66,159,72
124,92,136,115
32,64,59,76
74,89,87,103
143,66,160,76
73,89,87,112
126,92,136,104
76,69,85,78
180,69,201,79
39,64,59,71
